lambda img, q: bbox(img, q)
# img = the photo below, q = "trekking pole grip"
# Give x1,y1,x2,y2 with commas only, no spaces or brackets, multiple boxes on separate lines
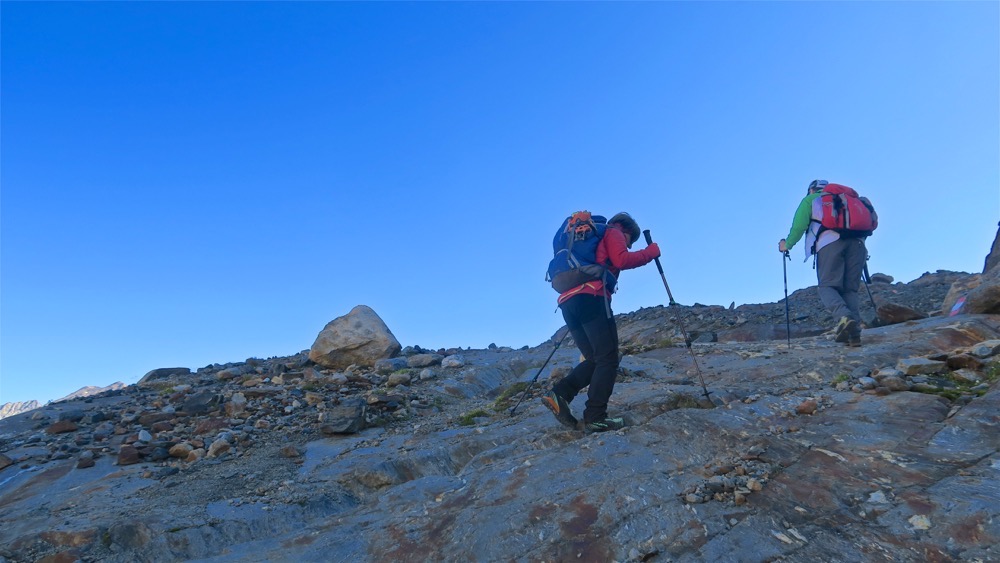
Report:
642,230,665,275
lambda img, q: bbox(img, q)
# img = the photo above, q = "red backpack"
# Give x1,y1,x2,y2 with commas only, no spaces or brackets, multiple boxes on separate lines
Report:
813,184,878,236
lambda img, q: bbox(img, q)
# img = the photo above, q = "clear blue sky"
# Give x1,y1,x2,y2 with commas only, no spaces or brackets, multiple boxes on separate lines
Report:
2,2,998,405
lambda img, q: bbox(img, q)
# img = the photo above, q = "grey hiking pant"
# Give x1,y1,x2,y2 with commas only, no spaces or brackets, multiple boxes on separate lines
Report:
816,237,867,324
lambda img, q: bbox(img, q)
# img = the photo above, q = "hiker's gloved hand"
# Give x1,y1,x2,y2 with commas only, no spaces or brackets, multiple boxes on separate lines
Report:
778,239,787,253
645,242,661,259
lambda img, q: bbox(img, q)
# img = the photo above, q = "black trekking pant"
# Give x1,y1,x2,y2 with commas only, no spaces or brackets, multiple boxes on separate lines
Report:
552,294,619,423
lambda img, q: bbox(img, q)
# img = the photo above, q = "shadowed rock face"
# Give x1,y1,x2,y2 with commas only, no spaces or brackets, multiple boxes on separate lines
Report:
1,274,998,562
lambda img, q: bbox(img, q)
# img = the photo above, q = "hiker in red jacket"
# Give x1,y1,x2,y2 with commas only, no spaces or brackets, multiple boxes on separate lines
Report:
542,212,660,432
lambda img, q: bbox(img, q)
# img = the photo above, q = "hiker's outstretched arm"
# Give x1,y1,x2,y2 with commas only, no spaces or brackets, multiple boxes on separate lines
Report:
605,228,660,270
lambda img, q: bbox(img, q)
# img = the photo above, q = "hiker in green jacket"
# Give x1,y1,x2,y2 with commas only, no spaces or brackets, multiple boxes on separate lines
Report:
778,180,867,346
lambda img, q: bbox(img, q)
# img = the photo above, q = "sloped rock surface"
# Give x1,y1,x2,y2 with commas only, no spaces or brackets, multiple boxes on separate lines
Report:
1,311,998,562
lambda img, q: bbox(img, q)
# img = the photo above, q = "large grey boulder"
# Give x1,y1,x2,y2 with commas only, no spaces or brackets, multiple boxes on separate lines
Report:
308,305,402,369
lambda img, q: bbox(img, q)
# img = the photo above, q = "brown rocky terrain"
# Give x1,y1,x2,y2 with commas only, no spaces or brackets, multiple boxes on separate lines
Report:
1,270,998,562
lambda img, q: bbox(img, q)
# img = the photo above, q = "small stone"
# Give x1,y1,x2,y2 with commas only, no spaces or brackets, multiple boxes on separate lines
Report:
280,445,302,458
441,355,466,368
858,377,877,390
873,368,903,381
137,430,153,443
868,491,889,504
217,368,241,380
304,392,324,406
896,357,947,376
407,354,443,368
946,354,984,370
419,368,437,380
46,420,78,434
169,443,194,458
880,376,910,392
117,445,141,466
329,373,349,386
951,369,981,384
908,514,932,530
207,439,232,458
747,478,763,491
387,373,412,387
970,340,1000,358
795,400,818,415
225,393,248,418
0,454,13,471
186,448,205,463
684,494,704,504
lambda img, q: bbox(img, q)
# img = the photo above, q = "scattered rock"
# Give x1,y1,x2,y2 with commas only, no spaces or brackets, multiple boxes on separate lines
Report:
875,302,927,325
117,445,141,466
795,400,818,415
441,355,466,368
318,398,367,434
896,357,946,376
387,372,412,387
169,443,194,458
226,393,247,417
45,420,78,434
407,354,443,368
374,357,408,375
207,438,231,458
969,340,1000,358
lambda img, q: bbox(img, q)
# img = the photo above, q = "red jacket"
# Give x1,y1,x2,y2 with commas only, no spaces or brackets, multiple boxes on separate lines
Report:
557,224,659,305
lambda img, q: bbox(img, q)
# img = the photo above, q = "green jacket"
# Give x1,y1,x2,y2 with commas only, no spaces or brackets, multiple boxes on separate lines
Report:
784,192,822,250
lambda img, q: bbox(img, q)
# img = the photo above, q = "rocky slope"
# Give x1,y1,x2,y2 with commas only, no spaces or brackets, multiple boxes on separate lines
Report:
1,271,998,562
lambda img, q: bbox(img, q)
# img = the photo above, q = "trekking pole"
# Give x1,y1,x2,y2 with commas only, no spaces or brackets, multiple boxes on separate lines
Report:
862,259,878,311
509,329,569,417
642,230,711,402
783,250,791,349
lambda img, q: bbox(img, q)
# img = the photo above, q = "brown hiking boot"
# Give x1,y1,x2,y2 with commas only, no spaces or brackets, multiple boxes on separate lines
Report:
834,317,857,343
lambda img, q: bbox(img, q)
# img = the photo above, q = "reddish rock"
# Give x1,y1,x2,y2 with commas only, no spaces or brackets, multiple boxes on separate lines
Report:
194,417,229,436
795,400,819,415
875,302,928,325
280,445,302,458
45,420,78,434
151,421,174,433
946,354,984,370
138,412,175,426
169,443,194,458
0,453,13,470
117,445,141,466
